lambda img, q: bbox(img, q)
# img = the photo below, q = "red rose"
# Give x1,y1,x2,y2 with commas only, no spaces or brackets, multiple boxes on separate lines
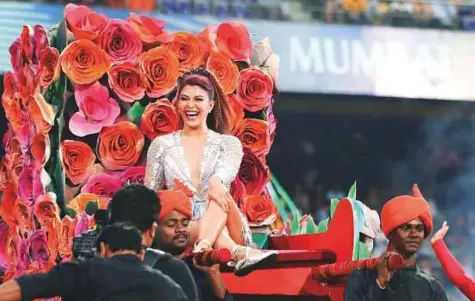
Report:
81,173,122,200
238,149,270,195
140,100,180,140
230,177,246,206
216,22,252,62
108,62,145,103
39,47,60,88
241,192,278,226
99,19,142,63
237,68,273,112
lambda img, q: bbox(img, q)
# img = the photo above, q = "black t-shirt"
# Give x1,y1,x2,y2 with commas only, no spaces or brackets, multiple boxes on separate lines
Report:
145,249,200,301
183,257,234,301
17,254,187,301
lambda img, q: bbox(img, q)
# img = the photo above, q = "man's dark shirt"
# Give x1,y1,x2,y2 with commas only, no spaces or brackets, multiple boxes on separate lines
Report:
344,265,448,301
16,254,187,301
146,249,200,301
184,257,234,301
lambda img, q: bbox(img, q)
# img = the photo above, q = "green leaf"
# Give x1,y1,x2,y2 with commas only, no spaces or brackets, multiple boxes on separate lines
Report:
347,181,357,200
127,101,146,124
252,233,269,249
316,218,329,233
305,215,318,234
330,198,340,218
85,201,99,215
64,207,77,218
290,215,300,235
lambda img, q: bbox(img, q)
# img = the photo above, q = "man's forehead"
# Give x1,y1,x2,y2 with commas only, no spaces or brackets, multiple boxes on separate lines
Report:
403,218,423,226
162,210,190,221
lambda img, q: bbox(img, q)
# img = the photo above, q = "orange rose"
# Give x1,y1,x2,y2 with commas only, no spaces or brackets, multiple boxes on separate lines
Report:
233,118,270,157
241,193,278,225
58,215,78,261
68,193,107,214
166,32,205,72
140,100,179,140
39,47,60,88
60,140,96,185
108,62,145,103
34,192,61,228
97,121,145,171
139,47,180,98
28,96,52,134
197,25,217,61
64,4,109,40
238,149,270,195
206,51,239,94
216,22,253,62
31,132,51,166
237,68,273,112
60,39,111,85
127,13,173,45
227,94,244,131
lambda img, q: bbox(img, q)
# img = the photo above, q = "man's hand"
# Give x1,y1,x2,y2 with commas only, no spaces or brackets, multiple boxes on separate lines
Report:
192,258,220,275
375,252,394,288
431,221,449,244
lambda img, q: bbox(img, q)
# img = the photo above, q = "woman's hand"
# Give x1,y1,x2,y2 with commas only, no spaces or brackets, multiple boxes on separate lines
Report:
207,177,233,213
431,221,450,244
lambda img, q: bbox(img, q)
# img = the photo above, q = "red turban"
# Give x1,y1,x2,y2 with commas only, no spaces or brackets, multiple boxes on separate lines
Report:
381,184,433,238
157,179,193,220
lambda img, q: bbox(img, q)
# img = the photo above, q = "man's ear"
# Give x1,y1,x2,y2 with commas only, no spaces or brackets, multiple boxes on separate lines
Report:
149,222,157,240
99,242,108,258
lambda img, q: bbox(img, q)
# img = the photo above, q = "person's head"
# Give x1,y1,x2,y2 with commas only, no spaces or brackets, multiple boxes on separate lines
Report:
381,184,433,259
387,217,426,257
108,184,161,247
96,222,144,259
155,185,193,256
157,210,191,256
175,68,232,134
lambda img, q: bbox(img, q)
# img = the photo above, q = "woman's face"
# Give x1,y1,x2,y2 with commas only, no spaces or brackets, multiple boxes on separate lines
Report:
177,85,214,130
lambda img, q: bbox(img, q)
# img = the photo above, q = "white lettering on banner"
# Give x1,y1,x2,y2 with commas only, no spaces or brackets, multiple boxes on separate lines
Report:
289,36,452,80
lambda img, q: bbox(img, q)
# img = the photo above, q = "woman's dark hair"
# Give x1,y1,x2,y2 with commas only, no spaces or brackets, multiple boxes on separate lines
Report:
96,222,143,254
175,68,233,134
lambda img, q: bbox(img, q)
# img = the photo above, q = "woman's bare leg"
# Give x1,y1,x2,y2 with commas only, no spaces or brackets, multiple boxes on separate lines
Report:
193,201,227,249
225,199,245,245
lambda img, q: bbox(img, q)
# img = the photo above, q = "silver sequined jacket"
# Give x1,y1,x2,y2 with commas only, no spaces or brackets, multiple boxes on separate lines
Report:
144,130,254,246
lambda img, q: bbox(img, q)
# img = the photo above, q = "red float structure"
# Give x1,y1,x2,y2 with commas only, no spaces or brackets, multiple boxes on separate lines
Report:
221,198,402,301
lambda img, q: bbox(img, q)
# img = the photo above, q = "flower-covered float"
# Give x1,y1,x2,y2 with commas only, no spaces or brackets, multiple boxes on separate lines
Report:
0,4,381,301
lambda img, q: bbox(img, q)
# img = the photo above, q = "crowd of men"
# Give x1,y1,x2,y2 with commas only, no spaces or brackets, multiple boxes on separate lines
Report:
0,184,232,301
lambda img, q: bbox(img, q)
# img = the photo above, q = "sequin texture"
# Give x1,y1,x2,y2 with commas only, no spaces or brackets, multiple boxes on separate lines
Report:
145,130,254,246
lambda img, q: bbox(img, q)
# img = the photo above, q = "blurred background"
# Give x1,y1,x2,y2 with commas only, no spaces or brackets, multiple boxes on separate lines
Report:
1,0,475,299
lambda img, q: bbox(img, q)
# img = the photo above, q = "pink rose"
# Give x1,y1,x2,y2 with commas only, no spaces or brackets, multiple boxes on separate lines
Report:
0,223,9,270
69,82,121,137
100,19,142,63
28,230,51,269
120,166,146,185
18,165,44,205
64,4,109,40
75,212,94,236
81,173,122,200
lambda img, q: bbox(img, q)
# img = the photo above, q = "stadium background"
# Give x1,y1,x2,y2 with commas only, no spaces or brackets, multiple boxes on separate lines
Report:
1,0,475,299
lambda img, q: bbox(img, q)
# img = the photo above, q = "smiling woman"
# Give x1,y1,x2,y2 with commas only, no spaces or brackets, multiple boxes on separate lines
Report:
144,68,278,277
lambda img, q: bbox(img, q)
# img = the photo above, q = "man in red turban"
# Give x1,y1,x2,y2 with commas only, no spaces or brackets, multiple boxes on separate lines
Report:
344,184,448,301
155,181,232,301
